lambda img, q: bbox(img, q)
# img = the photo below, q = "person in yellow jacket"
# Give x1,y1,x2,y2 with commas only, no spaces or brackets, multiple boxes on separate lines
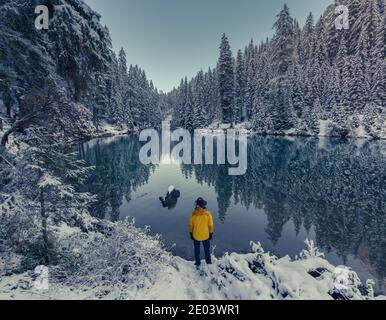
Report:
189,197,214,267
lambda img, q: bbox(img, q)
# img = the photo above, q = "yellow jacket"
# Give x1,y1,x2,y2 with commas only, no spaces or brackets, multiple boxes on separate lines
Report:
189,208,214,241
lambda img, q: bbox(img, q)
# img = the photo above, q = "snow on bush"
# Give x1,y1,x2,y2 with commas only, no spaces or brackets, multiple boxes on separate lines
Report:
50,219,171,300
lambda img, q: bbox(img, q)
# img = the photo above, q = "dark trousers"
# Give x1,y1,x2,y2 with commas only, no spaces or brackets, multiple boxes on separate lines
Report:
194,240,212,266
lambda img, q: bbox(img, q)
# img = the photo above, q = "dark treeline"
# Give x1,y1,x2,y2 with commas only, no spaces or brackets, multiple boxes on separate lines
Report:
170,0,385,138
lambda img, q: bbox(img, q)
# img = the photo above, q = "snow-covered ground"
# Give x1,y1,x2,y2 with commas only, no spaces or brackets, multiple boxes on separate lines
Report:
96,123,130,138
204,118,386,140
1,221,384,301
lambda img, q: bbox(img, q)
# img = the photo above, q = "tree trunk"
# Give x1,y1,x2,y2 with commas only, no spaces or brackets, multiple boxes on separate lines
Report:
0,113,38,146
5,101,11,118
0,119,20,146
40,189,50,265
0,126,13,146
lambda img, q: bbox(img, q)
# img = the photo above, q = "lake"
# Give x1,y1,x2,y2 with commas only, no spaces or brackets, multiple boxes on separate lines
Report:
78,134,386,294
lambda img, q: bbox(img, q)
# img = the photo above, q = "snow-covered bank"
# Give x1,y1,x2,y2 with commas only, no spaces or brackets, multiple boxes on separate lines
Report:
1,220,384,300
146,242,385,300
75,123,131,143
206,118,386,140
94,123,131,139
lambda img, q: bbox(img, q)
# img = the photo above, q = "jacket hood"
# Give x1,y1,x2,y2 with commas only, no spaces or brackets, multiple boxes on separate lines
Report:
194,207,208,215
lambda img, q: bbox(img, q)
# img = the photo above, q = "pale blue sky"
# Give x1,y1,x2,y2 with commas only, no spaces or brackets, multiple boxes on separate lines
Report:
84,0,333,92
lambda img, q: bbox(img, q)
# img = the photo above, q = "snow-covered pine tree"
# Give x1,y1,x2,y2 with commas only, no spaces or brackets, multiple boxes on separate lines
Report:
330,103,350,138
184,82,195,130
149,81,163,128
105,54,121,124
269,4,296,132
50,0,114,105
218,34,235,124
273,4,295,76
345,0,365,55
245,40,258,122
203,71,213,124
192,70,208,128
204,69,214,124
346,53,367,112
310,18,330,110
117,48,130,127
303,12,315,63
358,0,385,108
332,34,349,110
1,76,95,265
289,65,305,119
172,79,186,127
91,72,108,132
235,50,247,124
21,126,94,264
209,67,221,124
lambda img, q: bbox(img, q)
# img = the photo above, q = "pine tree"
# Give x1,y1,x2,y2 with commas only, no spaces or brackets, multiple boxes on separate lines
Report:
209,68,221,123
193,70,208,128
234,50,247,123
218,34,235,124
105,54,120,124
290,65,304,118
270,4,295,132
333,35,349,108
23,126,94,264
347,54,367,112
184,82,194,130
92,72,108,132
364,0,385,107
173,79,186,127
273,4,295,75
245,43,257,121
302,12,315,63
312,18,330,108
118,49,134,128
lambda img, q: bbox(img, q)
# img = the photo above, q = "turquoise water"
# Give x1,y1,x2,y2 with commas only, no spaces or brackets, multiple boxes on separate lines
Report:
78,134,386,294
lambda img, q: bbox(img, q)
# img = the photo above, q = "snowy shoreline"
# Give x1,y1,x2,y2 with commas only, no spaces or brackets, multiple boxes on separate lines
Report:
0,219,385,301
78,123,132,143
206,121,386,141
77,120,386,145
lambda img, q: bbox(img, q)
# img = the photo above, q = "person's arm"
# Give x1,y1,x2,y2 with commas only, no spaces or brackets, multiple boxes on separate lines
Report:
189,214,194,240
208,212,214,236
